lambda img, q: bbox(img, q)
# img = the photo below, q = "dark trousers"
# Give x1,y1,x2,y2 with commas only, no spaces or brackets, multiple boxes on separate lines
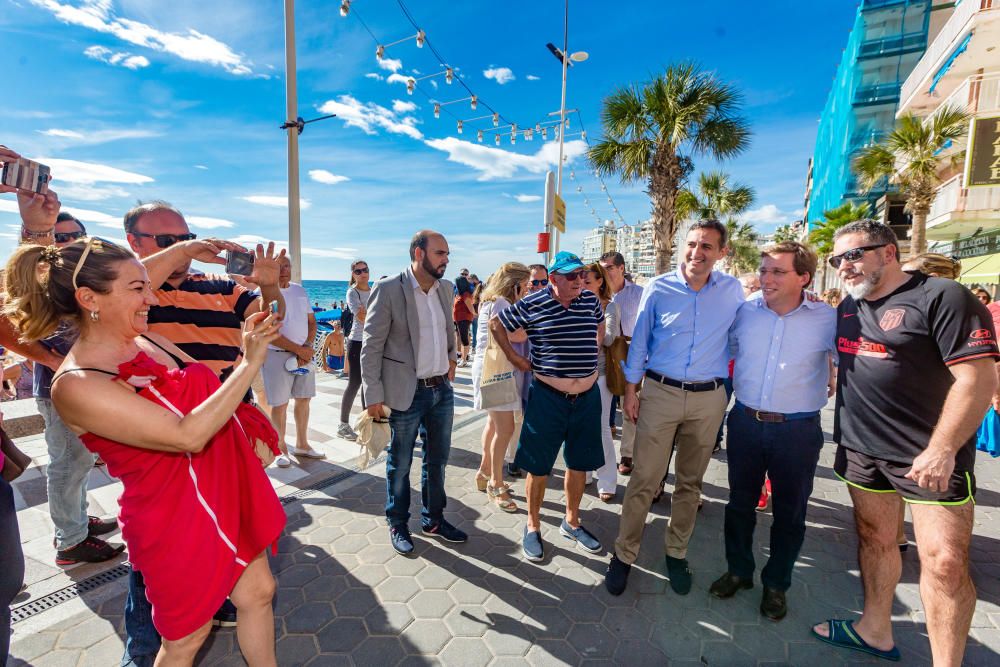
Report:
385,382,454,527
121,569,160,667
1,478,25,667
339,339,364,423
724,405,823,591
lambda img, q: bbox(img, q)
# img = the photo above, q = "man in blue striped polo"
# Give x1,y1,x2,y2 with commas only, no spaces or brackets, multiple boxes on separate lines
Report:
490,251,605,562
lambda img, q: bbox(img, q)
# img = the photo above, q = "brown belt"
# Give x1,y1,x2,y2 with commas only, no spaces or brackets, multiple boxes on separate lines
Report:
418,374,448,388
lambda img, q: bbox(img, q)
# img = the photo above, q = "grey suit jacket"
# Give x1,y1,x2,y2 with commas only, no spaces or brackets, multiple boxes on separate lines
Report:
361,269,457,412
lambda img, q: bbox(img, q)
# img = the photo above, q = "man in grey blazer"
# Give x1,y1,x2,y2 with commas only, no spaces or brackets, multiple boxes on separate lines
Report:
362,230,467,555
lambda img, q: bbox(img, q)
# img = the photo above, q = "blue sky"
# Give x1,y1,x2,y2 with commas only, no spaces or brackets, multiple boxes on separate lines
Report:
1,0,857,280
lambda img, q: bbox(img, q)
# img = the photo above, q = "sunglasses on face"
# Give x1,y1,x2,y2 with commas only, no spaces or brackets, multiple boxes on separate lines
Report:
54,231,86,244
132,232,197,248
353,267,369,275
530,279,549,287
557,270,585,281
828,244,887,269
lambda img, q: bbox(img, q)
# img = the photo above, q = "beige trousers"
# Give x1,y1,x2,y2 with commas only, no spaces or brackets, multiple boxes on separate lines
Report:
614,379,726,562
620,407,636,458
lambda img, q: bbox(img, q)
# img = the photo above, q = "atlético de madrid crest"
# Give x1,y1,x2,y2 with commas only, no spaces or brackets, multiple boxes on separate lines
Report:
879,308,905,331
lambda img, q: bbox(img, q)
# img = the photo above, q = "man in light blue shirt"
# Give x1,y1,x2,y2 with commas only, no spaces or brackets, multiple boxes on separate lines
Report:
606,220,744,597
709,241,836,622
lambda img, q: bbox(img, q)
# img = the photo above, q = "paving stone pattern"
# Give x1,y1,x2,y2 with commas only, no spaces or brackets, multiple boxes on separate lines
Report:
8,399,1000,666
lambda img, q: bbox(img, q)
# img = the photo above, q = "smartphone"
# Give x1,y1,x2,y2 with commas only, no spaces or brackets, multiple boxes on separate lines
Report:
269,300,279,315
225,249,255,276
1,158,51,195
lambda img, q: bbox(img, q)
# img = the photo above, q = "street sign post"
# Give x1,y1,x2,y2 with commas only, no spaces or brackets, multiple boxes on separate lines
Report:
553,193,566,233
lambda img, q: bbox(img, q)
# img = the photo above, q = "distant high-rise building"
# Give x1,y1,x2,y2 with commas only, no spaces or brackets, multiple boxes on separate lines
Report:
581,221,617,264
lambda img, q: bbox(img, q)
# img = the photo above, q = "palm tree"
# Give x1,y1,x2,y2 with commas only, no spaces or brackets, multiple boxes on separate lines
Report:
772,224,798,243
807,201,872,257
588,63,751,274
676,170,755,221
725,219,760,275
853,107,969,257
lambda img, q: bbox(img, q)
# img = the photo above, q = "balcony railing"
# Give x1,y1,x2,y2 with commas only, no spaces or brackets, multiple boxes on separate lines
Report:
849,128,887,151
931,72,1000,117
862,0,909,10
853,81,902,106
858,31,926,59
928,173,1000,228
900,0,998,107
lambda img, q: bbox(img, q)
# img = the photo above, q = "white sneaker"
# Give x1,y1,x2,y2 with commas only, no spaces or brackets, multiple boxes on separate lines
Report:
337,423,358,441
274,454,292,468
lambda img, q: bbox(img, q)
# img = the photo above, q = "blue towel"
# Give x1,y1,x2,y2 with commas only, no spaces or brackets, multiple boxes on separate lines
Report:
975,409,1000,458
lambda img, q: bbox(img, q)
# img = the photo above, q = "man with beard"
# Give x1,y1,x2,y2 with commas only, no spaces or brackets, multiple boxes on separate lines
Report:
812,219,997,666
362,230,465,555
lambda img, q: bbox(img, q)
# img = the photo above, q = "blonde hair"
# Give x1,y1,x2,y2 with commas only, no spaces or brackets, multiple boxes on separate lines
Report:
902,253,960,280
585,262,613,304
821,289,842,308
481,262,531,304
2,239,136,342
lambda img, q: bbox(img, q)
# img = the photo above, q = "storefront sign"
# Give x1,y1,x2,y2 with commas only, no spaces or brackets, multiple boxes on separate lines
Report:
965,114,1000,188
944,231,1000,259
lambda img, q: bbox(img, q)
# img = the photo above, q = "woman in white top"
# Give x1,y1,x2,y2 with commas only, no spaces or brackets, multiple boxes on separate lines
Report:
337,259,371,441
583,263,619,502
471,262,531,512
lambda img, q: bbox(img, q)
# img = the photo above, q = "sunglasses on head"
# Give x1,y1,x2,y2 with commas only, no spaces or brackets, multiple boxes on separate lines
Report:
353,267,369,275
54,231,86,244
530,279,549,287
827,244,887,269
557,270,585,281
132,232,197,248
71,236,117,290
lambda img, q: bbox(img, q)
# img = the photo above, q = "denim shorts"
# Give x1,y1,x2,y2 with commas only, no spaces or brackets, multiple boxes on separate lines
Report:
515,378,604,475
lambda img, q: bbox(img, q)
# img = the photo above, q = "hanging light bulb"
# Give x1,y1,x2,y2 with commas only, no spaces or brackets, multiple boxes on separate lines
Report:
376,45,385,60
340,0,350,17
608,197,613,204
535,123,541,133
470,95,477,110
416,30,425,48
542,127,548,139
601,184,607,191
590,208,596,215
495,134,501,146
433,103,440,119
577,186,583,193
581,130,586,140
510,133,516,145
492,113,498,127
457,120,463,134
570,170,576,179
445,67,454,84
525,129,533,141
565,117,570,128
477,130,483,143
406,77,415,95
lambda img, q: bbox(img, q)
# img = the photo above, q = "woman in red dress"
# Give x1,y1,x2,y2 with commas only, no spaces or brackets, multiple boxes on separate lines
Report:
3,238,287,666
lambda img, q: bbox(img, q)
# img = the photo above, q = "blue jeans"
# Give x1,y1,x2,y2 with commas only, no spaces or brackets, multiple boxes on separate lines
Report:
37,398,93,550
120,569,160,667
1,477,25,667
723,404,823,591
385,382,454,527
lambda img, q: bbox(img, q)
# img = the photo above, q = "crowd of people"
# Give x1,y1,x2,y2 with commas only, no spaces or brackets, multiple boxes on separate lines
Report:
2,141,999,667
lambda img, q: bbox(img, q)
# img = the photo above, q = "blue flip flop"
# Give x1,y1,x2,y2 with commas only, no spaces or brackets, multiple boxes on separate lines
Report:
811,619,901,662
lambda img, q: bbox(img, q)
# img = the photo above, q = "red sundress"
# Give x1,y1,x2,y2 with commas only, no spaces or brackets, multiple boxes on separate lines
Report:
79,353,286,640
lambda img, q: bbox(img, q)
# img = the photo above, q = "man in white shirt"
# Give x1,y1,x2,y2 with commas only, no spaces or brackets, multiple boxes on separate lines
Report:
263,256,325,466
362,231,466,555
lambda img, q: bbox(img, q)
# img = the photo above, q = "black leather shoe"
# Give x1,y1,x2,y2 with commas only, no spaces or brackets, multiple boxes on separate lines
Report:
604,554,631,596
665,556,692,595
760,586,787,621
709,572,754,599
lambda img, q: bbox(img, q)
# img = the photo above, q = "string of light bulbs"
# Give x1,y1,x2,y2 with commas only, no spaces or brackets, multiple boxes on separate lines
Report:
566,110,628,227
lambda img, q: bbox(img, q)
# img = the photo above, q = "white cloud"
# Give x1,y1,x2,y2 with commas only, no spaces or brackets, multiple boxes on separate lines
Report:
58,183,131,201
38,127,159,145
31,1,257,76
483,67,515,85
318,94,423,140
526,74,540,81
40,129,83,139
392,100,417,114
514,194,541,203
377,57,402,73
59,206,121,228
364,72,383,81
84,45,149,69
742,204,797,225
240,195,312,210
308,169,350,185
37,158,153,185
386,73,410,86
194,165,209,170
186,216,236,229
228,234,356,260
423,138,587,181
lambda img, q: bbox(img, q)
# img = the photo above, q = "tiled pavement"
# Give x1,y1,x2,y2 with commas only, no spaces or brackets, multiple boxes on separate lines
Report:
7,372,1000,666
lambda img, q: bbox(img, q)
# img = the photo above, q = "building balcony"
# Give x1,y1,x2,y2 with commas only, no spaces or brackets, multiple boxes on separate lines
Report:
861,0,910,11
914,73,1000,163
926,173,1000,239
858,31,926,60
853,81,902,106
898,0,1000,116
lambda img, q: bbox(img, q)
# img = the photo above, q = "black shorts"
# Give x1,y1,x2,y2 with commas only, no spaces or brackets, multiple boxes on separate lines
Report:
515,379,604,475
456,320,471,346
834,445,976,505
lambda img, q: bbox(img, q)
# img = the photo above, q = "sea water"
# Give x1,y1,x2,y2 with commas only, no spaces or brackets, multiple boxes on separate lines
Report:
302,280,351,310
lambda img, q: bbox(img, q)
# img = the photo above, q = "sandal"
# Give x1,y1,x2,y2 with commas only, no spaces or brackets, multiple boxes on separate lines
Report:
475,472,489,492
811,619,900,662
598,492,615,503
487,483,518,513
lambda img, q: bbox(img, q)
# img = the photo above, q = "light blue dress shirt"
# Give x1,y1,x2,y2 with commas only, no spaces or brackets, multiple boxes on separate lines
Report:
729,296,837,414
624,268,745,384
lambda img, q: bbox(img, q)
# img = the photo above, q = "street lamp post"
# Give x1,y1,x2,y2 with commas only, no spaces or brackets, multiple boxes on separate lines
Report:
283,0,301,282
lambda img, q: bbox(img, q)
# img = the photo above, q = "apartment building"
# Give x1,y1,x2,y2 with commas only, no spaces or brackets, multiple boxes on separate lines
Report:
580,221,617,264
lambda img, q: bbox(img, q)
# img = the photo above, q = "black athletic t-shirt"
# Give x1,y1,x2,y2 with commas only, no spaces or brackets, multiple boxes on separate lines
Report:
833,272,999,471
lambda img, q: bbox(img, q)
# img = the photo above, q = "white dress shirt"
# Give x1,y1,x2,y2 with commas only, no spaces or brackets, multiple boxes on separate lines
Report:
612,280,644,337
408,268,450,379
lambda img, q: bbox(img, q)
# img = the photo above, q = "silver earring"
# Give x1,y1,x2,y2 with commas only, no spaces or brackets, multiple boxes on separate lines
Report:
90,310,99,322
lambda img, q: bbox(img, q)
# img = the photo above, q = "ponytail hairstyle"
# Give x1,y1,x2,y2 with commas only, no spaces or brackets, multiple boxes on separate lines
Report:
348,259,369,288
2,238,136,342
481,262,531,304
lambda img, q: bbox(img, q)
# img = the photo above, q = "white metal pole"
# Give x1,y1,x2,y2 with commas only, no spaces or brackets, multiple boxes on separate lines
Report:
284,0,302,282
554,0,570,256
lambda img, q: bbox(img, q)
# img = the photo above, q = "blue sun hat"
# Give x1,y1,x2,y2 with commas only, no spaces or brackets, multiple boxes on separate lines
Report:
548,251,586,275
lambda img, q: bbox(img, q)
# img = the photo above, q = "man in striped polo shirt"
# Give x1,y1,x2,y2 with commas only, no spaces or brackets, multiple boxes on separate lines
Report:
491,251,606,562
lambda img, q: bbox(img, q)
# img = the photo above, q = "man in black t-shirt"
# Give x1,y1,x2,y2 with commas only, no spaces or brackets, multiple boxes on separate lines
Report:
811,220,998,667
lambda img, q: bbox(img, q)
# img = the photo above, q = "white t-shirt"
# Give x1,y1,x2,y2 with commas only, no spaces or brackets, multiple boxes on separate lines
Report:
268,282,311,350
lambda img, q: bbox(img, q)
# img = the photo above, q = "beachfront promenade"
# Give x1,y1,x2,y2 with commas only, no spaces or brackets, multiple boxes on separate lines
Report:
7,367,1000,666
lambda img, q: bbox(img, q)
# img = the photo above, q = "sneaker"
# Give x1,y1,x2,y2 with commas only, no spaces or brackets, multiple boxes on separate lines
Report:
559,519,602,554
212,599,238,627
665,555,693,595
756,478,772,512
389,525,414,555
421,519,467,543
522,527,544,562
274,454,292,468
55,536,125,565
505,462,522,478
604,553,631,596
87,516,118,537
337,423,358,441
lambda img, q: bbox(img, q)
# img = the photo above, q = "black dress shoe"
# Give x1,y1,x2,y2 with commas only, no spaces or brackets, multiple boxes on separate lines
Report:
760,586,787,621
709,572,753,599
604,554,631,596
665,556,692,595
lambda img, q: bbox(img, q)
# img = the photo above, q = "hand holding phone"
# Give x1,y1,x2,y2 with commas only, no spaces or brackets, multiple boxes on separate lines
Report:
1,157,51,195
225,249,255,276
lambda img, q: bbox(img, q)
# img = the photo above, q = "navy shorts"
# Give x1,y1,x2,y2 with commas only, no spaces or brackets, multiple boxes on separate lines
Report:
515,378,604,475
834,445,976,505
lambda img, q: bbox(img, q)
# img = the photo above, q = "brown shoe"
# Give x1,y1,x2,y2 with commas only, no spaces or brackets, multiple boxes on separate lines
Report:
617,457,633,475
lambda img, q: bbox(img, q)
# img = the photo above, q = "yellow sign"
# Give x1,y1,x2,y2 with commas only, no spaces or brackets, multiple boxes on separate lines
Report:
552,194,566,233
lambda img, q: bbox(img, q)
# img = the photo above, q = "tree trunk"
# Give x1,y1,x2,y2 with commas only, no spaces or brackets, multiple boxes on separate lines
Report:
649,150,683,276
909,206,929,258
